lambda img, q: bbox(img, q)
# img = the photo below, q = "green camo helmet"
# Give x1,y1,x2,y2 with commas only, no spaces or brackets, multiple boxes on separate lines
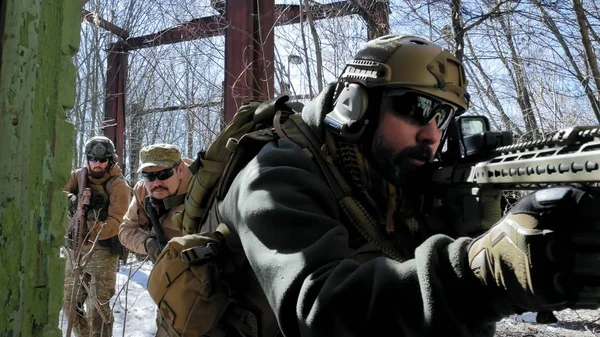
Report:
84,136,116,161
339,34,469,112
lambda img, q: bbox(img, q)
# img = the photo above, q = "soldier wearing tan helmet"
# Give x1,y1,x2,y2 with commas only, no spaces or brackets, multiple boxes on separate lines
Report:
119,144,193,263
62,136,131,337
179,34,600,336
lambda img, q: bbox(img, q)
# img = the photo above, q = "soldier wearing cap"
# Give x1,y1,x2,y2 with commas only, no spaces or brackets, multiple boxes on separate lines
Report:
119,143,193,263
62,136,132,337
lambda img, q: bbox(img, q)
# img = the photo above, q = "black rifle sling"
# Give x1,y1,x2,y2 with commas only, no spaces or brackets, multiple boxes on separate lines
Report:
144,196,170,250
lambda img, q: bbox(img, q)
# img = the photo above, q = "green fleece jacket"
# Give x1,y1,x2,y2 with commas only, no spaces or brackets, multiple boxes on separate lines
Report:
217,85,513,337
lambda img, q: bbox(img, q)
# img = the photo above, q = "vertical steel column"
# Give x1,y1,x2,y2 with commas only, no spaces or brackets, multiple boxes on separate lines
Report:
224,0,255,124
224,0,275,124
104,49,128,169
255,0,275,102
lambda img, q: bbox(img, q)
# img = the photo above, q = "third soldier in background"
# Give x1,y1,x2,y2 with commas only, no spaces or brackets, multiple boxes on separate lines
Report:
119,143,192,263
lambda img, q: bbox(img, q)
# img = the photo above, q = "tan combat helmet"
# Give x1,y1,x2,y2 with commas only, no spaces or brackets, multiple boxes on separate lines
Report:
341,34,469,111
325,34,469,141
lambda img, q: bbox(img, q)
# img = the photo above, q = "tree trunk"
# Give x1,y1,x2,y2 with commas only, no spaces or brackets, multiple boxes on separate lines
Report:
532,0,600,123
573,0,600,122
0,0,80,336
298,0,314,97
304,0,323,93
495,9,540,138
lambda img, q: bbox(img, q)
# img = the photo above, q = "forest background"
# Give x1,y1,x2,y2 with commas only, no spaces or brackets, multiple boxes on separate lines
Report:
68,1,600,335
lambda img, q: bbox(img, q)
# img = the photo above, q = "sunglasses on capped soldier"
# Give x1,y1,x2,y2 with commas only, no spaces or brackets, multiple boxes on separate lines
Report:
87,156,109,163
141,165,178,182
383,90,459,130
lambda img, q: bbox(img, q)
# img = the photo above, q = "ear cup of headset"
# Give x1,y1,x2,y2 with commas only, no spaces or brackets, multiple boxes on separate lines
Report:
324,83,370,142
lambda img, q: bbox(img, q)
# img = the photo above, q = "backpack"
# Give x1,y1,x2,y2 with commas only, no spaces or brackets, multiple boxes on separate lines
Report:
147,96,302,337
147,95,402,336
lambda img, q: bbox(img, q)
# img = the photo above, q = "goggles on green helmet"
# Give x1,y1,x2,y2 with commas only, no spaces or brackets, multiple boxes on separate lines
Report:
383,89,459,130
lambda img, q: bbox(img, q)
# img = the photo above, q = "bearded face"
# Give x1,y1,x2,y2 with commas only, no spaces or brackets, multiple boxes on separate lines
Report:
368,97,444,187
370,129,434,186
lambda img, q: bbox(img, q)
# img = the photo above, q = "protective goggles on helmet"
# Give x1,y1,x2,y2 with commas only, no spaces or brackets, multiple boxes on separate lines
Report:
87,156,109,163
383,89,459,130
141,166,177,182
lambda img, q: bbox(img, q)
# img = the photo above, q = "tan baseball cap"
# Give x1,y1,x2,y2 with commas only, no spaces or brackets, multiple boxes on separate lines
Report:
138,143,182,172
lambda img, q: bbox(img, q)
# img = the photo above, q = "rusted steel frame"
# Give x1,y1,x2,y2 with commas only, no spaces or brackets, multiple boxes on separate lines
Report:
143,101,222,115
274,1,354,25
113,15,227,51
82,9,130,39
104,49,128,170
110,2,354,52
223,0,256,124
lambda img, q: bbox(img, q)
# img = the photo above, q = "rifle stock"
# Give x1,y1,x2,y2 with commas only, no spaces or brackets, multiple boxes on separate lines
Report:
65,167,91,337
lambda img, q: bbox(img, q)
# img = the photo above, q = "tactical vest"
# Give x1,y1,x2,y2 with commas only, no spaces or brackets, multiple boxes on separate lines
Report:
87,177,114,222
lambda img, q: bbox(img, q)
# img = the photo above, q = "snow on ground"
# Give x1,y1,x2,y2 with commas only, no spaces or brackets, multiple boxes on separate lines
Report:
58,258,600,337
59,259,157,337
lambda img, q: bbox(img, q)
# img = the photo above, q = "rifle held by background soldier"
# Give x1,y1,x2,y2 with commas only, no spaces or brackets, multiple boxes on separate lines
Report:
65,167,91,337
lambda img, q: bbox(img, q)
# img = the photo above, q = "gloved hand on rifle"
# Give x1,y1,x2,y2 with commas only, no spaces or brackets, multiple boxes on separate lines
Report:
144,236,161,263
67,193,78,216
468,186,600,313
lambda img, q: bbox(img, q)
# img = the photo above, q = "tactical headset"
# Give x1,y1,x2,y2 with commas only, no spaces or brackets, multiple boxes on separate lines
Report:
324,35,470,143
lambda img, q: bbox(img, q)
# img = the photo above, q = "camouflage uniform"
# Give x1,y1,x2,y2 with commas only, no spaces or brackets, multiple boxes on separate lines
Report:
63,136,131,337
63,246,118,337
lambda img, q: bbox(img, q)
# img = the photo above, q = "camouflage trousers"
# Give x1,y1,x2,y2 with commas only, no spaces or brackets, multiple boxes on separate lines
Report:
63,246,118,337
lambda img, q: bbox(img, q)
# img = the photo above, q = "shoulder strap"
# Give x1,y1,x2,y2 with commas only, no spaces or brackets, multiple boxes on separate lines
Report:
163,193,186,210
276,115,406,262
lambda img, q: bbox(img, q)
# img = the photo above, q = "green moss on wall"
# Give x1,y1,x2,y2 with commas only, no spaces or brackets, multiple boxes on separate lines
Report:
0,0,80,335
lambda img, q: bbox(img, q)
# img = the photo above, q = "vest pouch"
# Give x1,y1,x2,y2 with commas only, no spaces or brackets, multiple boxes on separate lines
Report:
148,232,230,337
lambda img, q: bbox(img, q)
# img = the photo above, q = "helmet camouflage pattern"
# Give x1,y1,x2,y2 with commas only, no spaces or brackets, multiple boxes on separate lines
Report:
84,136,116,160
339,34,469,112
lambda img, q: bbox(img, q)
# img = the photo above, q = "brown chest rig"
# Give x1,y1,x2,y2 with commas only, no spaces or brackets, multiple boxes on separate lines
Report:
86,176,116,222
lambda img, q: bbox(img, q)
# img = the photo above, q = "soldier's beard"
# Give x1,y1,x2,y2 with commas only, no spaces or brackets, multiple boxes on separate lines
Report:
370,132,433,188
89,168,106,179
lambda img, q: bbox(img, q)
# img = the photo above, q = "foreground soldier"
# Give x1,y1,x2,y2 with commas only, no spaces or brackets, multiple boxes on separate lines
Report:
119,144,192,263
62,136,131,337
196,35,600,336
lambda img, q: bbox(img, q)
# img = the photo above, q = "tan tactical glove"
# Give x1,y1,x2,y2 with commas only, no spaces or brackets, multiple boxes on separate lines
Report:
468,187,600,313
144,237,161,263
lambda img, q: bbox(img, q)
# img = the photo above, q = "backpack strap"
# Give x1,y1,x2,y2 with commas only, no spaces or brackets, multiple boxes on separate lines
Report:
163,193,186,210
276,115,406,262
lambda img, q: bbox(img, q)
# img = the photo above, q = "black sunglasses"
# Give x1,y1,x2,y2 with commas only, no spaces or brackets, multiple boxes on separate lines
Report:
141,166,177,182
384,91,458,130
87,156,109,163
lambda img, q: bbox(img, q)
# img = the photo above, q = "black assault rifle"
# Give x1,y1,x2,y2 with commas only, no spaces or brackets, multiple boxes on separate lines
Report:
65,167,91,337
429,116,600,235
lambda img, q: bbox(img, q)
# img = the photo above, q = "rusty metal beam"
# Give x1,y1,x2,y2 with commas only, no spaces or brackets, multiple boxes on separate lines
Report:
104,0,371,160
113,15,227,51
274,1,354,25
104,49,128,170
82,10,130,39
223,0,255,123
112,1,356,52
